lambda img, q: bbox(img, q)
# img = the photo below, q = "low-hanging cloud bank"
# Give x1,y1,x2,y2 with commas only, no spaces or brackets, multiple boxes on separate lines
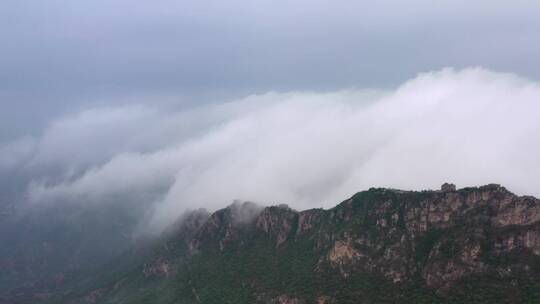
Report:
3,68,540,232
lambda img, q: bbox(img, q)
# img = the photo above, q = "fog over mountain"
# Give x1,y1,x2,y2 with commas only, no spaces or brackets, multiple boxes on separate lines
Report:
4,2,540,302
1,68,539,233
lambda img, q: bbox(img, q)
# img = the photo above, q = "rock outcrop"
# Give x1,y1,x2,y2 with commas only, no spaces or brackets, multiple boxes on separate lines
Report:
61,184,540,304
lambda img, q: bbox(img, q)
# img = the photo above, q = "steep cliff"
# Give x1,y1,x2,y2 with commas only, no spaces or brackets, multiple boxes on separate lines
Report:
48,184,540,303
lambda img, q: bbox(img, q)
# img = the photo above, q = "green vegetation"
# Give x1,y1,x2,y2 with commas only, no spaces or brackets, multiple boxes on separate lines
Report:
50,186,540,303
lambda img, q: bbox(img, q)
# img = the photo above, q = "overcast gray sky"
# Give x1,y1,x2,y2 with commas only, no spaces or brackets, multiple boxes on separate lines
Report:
2,1,540,233
2,0,540,141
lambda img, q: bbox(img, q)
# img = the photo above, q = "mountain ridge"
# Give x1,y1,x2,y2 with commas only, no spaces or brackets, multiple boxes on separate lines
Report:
10,183,540,303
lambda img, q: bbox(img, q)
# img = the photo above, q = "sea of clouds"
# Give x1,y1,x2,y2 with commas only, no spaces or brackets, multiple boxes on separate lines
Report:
2,68,540,232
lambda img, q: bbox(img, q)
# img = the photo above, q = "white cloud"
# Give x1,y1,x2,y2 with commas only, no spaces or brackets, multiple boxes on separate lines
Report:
13,68,540,231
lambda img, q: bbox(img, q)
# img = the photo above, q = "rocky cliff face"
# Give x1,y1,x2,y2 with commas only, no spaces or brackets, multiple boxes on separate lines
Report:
313,184,540,289
58,184,540,303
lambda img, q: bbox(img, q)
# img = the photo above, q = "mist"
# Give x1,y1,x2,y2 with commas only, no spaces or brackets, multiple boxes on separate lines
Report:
1,68,538,232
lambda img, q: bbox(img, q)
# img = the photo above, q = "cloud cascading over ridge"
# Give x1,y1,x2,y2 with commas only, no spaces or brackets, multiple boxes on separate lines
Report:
2,68,540,231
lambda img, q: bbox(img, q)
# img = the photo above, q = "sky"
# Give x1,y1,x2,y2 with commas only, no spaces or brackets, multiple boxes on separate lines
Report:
2,0,540,140
2,1,540,231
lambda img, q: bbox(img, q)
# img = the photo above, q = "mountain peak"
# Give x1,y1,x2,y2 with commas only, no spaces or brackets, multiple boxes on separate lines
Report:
51,184,540,303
